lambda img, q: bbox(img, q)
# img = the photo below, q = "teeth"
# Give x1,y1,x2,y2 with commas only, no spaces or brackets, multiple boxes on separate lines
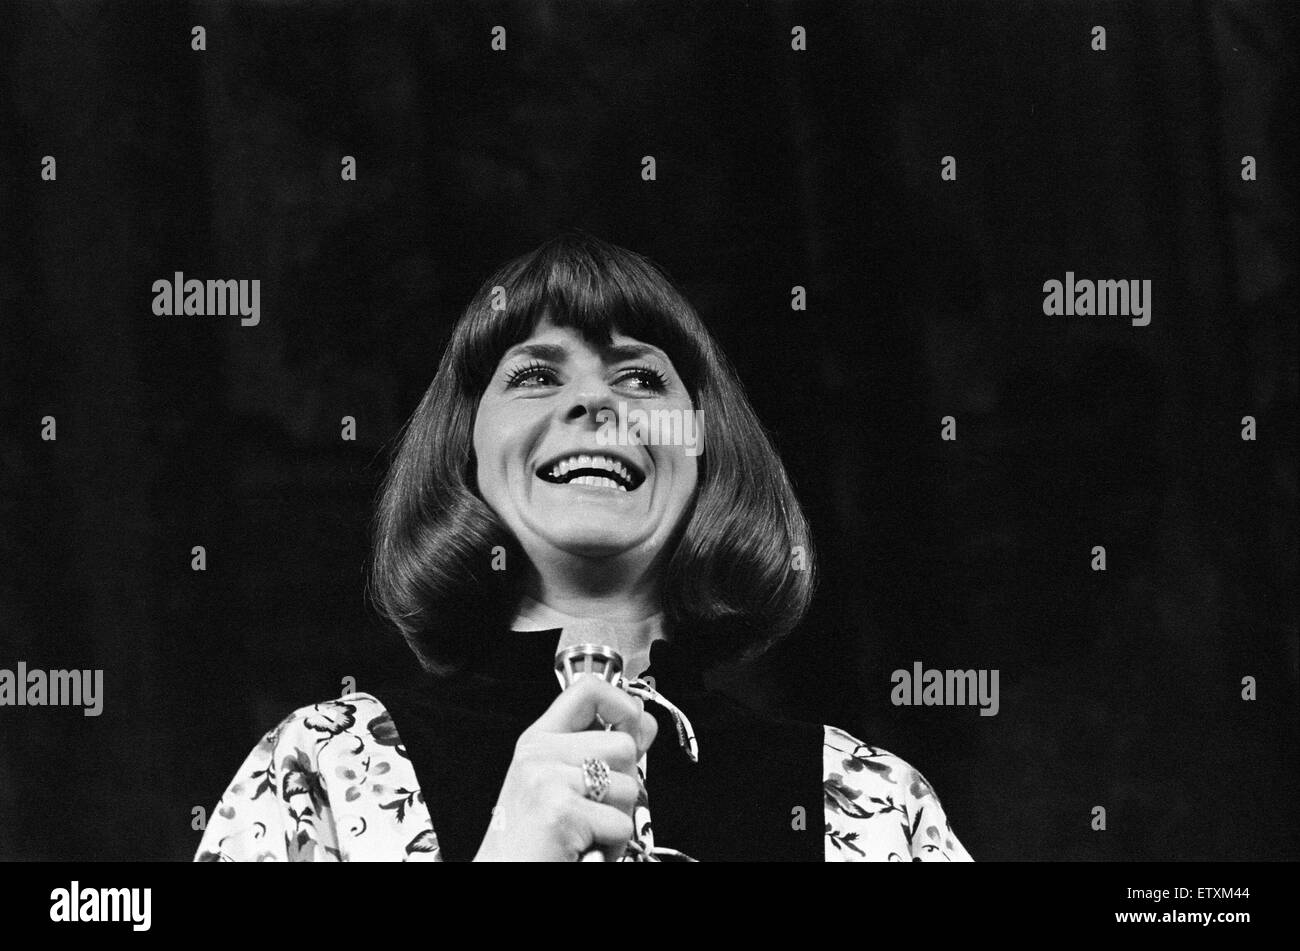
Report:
569,475,625,491
546,453,635,487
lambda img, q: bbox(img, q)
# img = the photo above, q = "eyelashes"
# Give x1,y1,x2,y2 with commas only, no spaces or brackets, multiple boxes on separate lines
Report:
504,361,557,388
618,367,669,391
503,361,669,392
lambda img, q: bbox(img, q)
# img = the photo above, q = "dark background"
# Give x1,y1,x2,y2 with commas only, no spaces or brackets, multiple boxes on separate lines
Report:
1,0,1295,861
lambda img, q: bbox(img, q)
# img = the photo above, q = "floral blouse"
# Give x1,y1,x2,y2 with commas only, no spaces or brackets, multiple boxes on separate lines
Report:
195,692,972,862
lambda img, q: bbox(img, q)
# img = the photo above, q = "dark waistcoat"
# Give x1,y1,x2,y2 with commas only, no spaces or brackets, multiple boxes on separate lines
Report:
371,629,825,862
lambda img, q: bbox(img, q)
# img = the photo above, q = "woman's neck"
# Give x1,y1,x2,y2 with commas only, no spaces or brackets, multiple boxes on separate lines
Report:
509,594,667,681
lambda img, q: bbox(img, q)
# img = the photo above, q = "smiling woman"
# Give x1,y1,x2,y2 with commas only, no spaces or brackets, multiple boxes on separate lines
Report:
472,319,701,614
371,231,813,672
195,232,972,862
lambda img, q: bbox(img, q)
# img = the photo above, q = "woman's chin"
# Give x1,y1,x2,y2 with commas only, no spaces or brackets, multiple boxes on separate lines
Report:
542,532,651,561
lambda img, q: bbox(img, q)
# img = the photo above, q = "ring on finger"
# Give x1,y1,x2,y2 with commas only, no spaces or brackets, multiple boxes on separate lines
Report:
581,757,611,803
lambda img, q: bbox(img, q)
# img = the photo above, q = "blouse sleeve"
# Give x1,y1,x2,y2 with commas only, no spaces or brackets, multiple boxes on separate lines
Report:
194,694,440,862
822,725,973,862
194,707,338,862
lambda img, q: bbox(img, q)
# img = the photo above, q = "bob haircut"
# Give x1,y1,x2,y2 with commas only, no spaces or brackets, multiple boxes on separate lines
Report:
370,231,815,673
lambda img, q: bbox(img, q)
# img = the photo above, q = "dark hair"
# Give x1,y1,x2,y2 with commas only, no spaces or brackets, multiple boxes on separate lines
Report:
369,232,815,672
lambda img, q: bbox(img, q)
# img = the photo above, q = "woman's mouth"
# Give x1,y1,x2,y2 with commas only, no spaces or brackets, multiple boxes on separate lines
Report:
536,452,646,491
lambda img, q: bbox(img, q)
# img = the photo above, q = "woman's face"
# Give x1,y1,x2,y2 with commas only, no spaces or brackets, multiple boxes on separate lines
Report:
473,317,699,572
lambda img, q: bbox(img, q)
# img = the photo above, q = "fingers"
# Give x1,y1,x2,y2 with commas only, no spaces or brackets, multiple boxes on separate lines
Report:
535,676,642,736
553,729,642,772
532,709,658,768
531,677,658,758
565,764,639,814
572,796,635,862
631,705,658,758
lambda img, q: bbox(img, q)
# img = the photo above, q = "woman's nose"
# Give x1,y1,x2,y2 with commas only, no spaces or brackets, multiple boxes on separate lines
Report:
564,376,617,423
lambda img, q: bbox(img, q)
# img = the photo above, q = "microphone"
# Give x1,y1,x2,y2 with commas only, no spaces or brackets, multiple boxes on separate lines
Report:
553,637,626,862
550,621,698,862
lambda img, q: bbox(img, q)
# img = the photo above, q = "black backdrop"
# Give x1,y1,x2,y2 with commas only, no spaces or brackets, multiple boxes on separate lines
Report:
1,0,1295,862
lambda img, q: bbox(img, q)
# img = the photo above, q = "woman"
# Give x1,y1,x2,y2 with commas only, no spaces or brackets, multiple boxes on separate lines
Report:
195,233,972,862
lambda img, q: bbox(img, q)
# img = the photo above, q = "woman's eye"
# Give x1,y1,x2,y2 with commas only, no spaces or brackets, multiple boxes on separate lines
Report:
617,367,669,391
505,364,558,388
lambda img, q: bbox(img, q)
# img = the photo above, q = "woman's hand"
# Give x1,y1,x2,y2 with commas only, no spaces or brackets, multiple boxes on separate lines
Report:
473,675,658,862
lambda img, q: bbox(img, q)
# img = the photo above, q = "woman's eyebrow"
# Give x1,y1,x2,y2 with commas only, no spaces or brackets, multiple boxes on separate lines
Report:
502,342,569,362
603,342,665,362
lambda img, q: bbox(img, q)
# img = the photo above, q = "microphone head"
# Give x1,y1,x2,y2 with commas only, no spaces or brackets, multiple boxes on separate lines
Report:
553,643,624,691
553,619,651,690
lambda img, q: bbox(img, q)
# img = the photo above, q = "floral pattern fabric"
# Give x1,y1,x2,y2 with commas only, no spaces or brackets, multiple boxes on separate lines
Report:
195,692,972,862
